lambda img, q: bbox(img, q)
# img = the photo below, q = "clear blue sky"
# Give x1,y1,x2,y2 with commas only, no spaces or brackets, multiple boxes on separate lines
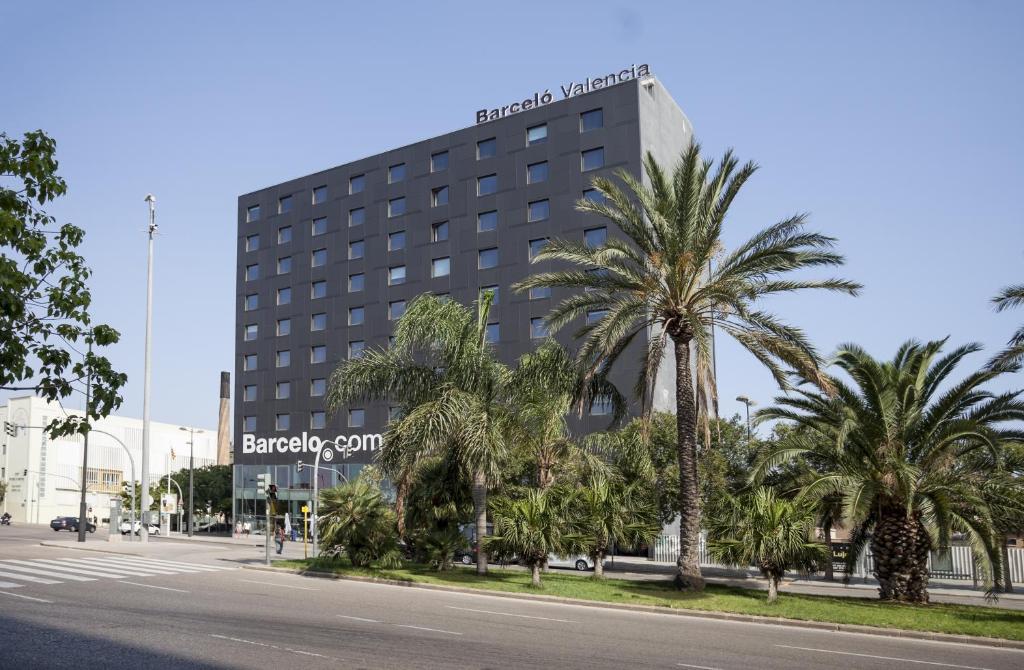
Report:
2,1,1022,431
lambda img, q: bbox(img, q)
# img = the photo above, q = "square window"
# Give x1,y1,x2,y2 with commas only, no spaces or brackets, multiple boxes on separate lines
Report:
529,286,551,300
243,385,257,402
477,137,496,159
348,409,365,428
580,108,603,132
311,281,327,299
388,230,406,251
388,406,402,421
431,221,449,242
276,381,290,400
348,273,364,292
278,226,292,244
277,287,291,305
277,257,292,275
388,197,406,217
478,247,498,269
585,268,607,291
431,151,449,172
431,257,450,278
312,185,327,205
311,217,327,236
349,207,366,227
310,411,326,430
349,240,365,260
590,395,613,416
530,317,549,338
275,413,291,431
276,318,291,336
245,264,259,281
479,285,499,305
243,353,257,371
585,227,608,248
349,306,365,326
311,313,327,331
582,147,605,171
529,238,548,260
388,163,406,183
477,210,498,232
432,185,449,207
349,340,365,358
278,195,292,214
582,188,605,204
246,205,260,223
245,234,259,252
586,309,608,325
526,123,547,145
276,350,290,368
310,378,326,397
389,265,406,285
243,415,257,432
311,248,327,267
389,300,406,320
527,161,548,184
477,174,497,196
244,294,258,311
349,174,365,194
485,323,499,343
244,324,258,341
528,199,550,222
311,345,327,364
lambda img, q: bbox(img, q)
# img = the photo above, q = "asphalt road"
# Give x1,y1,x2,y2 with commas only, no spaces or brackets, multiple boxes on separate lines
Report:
0,524,1021,669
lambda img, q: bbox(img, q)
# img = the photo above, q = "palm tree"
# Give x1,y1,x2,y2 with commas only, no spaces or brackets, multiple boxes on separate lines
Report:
513,144,860,590
757,339,1024,602
991,283,1024,369
568,474,659,579
318,476,400,568
327,294,514,575
707,487,826,603
483,488,573,587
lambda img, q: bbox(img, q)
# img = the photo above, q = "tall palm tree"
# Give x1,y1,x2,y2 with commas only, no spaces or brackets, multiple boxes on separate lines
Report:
757,339,1024,602
327,294,515,575
707,487,826,603
568,474,659,579
991,283,1024,369
513,144,860,590
484,487,573,587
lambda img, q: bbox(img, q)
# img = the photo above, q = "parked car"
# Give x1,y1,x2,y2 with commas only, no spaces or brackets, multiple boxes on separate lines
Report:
119,520,160,536
547,554,602,571
50,516,96,533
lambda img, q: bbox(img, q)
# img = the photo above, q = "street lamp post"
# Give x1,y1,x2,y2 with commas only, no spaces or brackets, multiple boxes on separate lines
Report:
77,341,93,543
178,426,204,537
140,194,158,543
164,474,184,534
736,395,756,442
297,440,352,559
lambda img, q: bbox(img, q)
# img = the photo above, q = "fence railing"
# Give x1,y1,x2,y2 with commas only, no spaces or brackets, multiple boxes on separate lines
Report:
652,534,1024,585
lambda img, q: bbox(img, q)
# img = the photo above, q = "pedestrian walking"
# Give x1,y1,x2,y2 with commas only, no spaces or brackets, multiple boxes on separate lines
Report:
274,524,286,555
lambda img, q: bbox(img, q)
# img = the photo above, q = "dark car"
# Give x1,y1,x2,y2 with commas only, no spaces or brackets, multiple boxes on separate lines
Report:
50,516,96,533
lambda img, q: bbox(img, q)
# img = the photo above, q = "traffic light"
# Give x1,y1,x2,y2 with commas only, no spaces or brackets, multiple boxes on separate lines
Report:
296,460,304,472
256,473,267,497
4,422,17,437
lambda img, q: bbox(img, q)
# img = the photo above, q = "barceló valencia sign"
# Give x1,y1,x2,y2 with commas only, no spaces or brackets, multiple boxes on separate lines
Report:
476,64,651,124
241,432,383,457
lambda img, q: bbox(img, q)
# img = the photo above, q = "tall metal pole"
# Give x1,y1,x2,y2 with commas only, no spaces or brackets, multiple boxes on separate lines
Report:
736,396,754,442
140,194,157,542
188,428,195,537
77,341,93,542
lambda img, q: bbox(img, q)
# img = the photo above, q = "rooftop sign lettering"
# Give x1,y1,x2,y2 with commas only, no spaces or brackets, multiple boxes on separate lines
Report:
476,64,651,124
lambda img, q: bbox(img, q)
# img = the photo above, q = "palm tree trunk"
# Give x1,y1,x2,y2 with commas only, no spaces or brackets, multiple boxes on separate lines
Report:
871,506,930,603
1000,543,1014,593
594,551,605,579
394,475,410,540
767,575,780,603
531,562,541,587
472,468,488,576
672,334,705,591
823,518,834,582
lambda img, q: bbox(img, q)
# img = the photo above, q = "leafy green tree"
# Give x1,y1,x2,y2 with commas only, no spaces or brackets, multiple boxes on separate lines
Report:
514,145,859,590
120,480,164,513
707,487,826,603
318,476,401,568
328,294,515,575
403,454,472,569
991,283,1024,369
758,339,1024,602
0,131,126,437
567,474,659,578
0,480,7,503
168,465,233,522
484,488,573,587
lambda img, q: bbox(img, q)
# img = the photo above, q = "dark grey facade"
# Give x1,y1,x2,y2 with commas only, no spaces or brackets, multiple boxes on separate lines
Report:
234,74,691,509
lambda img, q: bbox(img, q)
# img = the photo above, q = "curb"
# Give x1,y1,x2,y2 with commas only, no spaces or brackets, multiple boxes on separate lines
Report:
242,564,1024,651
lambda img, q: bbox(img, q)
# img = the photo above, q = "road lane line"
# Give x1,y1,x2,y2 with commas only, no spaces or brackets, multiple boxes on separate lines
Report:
0,562,95,582
678,664,723,670
209,634,345,662
0,572,61,585
239,579,317,591
0,591,51,603
336,614,382,623
774,645,995,669
80,558,185,574
396,624,463,636
47,558,161,577
118,557,229,571
0,580,24,588
444,605,576,623
18,559,128,579
3,559,105,580
121,581,189,593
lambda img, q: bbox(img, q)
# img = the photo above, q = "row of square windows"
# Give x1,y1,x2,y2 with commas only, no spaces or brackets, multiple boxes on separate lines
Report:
244,110,606,223
243,188,606,257
242,226,607,286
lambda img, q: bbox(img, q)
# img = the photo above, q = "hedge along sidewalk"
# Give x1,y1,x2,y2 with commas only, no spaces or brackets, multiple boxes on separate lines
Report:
253,560,1024,649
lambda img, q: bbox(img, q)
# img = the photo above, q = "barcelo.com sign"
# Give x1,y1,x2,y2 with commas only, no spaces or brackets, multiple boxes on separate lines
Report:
241,432,383,455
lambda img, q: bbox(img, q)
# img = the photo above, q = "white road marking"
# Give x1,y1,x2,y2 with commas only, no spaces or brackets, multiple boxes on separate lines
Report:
444,605,576,623
774,645,995,669
396,624,463,636
678,664,723,670
0,590,51,603
209,634,344,662
121,581,189,593
0,580,23,588
0,571,60,585
80,558,185,574
239,579,317,591
2,559,110,579
0,562,95,582
50,558,160,577
336,614,382,623
112,557,227,572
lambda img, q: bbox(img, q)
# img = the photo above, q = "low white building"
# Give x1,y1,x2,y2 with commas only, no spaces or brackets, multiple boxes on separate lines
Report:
1,395,217,526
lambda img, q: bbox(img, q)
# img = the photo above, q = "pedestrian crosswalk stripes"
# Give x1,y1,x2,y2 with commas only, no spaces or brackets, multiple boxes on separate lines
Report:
0,556,235,590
